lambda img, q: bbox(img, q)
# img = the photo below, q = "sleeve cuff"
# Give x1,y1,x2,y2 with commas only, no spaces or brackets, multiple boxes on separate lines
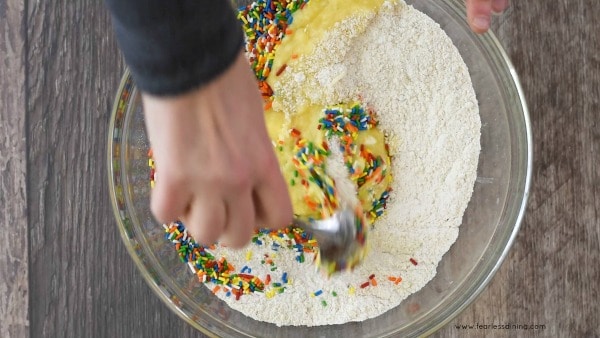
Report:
106,0,244,96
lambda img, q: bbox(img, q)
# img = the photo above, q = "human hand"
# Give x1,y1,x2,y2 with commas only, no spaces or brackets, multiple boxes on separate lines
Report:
466,0,509,34
143,51,293,248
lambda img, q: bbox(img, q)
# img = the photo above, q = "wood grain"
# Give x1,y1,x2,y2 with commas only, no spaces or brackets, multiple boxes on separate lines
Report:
435,1,600,337
24,1,204,337
0,0,595,337
0,0,28,337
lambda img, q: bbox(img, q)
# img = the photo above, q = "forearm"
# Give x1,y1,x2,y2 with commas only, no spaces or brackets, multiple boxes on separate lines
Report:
105,0,244,96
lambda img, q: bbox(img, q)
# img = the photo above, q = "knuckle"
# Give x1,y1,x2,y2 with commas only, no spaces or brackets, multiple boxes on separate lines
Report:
198,162,252,191
225,167,252,191
261,153,283,176
156,165,188,190
150,171,191,223
151,190,175,223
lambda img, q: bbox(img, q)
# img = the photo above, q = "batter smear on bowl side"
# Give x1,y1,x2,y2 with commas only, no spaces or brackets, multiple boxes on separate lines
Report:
151,0,480,326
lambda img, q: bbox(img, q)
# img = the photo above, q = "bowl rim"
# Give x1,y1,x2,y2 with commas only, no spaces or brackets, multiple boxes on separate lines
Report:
418,18,533,338
106,2,532,336
107,76,222,338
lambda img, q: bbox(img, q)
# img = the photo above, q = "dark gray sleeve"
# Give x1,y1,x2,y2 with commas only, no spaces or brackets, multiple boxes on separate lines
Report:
105,0,244,96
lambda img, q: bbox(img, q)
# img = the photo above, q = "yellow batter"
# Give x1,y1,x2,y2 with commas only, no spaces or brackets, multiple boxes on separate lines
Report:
261,0,393,223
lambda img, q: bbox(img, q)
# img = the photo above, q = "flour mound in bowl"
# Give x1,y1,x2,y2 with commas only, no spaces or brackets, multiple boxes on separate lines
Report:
160,0,480,326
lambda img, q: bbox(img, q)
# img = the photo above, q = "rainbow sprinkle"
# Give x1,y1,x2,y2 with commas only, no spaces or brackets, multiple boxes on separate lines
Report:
238,0,309,105
286,128,338,218
319,102,392,222
370,188,391,220
163,221,270,299
147,0,410,305
319,104,378,138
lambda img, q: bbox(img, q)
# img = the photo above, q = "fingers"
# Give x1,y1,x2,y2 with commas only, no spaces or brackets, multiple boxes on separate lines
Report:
182,197,226,246
143,50,294,249
151,172,192,224
491,0,509,14
466,0,509,34
220,190,256,249
253,153,293,231
466,0,493,34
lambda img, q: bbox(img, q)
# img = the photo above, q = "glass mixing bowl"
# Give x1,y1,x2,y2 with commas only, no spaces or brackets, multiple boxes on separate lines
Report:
107,0,532,336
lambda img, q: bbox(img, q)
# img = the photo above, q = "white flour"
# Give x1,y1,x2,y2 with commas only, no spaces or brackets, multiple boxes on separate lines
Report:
210,1,480,326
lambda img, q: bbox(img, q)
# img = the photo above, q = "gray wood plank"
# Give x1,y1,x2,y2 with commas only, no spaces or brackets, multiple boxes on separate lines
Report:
22,0,599,337
25,2,205,337
0,0,29,337
435,1,600,337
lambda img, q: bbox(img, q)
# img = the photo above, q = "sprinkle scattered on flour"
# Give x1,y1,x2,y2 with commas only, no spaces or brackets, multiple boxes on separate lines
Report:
325,137,360,207
212,1,480,326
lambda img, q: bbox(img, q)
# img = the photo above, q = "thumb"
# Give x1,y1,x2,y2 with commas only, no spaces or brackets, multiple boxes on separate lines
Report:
466,0,492,34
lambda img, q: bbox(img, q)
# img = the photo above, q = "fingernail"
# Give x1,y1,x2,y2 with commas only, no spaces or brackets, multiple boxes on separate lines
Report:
492,0,508,14
473,16,490,31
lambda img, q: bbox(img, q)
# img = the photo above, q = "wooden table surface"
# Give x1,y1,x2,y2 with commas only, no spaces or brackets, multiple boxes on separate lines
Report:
1,1,598,337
